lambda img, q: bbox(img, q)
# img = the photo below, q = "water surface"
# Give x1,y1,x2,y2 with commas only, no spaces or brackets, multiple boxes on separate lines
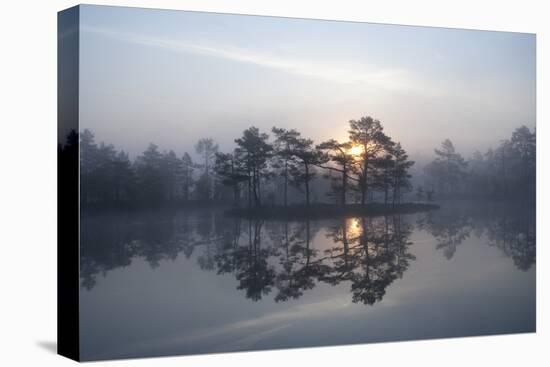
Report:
79,201,535,361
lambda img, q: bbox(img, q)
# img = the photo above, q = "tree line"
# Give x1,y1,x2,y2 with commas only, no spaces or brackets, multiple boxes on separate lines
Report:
420,125,535,201
73,115,415,209
62,119,534,209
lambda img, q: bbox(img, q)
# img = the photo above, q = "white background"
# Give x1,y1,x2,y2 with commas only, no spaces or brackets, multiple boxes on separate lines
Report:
0,0,547,366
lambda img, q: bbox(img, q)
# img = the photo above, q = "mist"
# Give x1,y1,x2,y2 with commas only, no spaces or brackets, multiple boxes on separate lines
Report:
77,5,535,162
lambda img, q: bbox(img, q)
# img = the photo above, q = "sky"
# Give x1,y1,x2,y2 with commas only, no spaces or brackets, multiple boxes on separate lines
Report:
78,5,536,161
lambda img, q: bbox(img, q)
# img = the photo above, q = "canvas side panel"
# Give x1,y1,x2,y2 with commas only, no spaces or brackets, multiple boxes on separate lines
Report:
57,5,80,362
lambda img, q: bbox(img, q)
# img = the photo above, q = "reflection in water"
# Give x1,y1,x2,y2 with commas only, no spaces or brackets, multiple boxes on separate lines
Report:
322,216,415,305
216,220,277,301
80,203,535,306
269,220,322,302
81,212,414,306
486,212,536,272
417,203,535,270
417,207,472,260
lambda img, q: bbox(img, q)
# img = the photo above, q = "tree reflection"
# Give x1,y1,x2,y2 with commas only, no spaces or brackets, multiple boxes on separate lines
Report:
417,207,472,260
322,216,415,305
418,203,535,270
80,213,136,290
269,220,328,302
215,220,277,301
80,204,535,304
485,208,536,271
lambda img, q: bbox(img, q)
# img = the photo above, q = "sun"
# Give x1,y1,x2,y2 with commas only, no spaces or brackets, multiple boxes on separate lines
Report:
349,144,364,157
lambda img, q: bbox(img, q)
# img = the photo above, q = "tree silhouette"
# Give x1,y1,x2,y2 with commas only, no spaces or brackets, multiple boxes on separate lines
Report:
509,126,536,199
181,152,194,202
391,142,414,206
80,129,98,206
161,150,183,201
422,126,535,201
235,127,273,208
373,153,394,205
76,119,533,210
348,116,388,205
134,144,164,204
425,139,467,197
79,129,135,206
272,127,300,207
195,138,219,201
317,139,356,205
288,136,329,207
214,150,248,206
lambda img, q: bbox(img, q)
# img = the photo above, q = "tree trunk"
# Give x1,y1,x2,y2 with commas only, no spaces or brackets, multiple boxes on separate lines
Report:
361,169,368,205
183,182,187,202
247,175,252,208
392,179,397,207
305,164,310,207
257,171,262,207
252,167,259,207
305,219,311,267
284,160,288,207
342,164,347,206
361,158,368,205
361,180,366,206
384,176,388,206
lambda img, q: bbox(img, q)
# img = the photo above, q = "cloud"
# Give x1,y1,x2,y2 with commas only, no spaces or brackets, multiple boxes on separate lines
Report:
81,25,421,92
103,297,351,358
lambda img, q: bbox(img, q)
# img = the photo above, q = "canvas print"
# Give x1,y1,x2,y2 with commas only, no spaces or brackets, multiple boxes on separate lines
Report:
58,4,536,361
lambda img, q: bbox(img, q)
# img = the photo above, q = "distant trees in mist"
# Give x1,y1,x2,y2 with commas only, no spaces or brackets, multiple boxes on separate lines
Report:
67,116,420,209
422,125,535,201
58,117,535,209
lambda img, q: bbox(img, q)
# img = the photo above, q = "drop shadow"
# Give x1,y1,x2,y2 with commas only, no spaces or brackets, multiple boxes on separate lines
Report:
36,340,57,354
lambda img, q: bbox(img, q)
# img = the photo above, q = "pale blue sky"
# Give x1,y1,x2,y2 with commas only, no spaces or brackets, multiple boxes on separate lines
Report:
79,5,535,160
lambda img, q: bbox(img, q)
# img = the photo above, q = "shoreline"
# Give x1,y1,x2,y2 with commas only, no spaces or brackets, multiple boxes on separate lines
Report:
225,203,440,220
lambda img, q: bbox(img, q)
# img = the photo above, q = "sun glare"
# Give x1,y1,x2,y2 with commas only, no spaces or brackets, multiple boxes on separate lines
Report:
346,218,362,238
349,145,364,157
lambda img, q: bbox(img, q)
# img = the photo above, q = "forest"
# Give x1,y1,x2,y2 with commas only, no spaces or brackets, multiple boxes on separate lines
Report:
58,115,536,212
422,125,536,201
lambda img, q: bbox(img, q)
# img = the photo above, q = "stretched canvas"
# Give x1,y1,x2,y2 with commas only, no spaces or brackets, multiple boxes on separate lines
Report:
58,4,536,362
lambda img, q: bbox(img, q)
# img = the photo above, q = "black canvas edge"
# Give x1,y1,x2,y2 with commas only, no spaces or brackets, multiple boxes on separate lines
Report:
57,5,81,362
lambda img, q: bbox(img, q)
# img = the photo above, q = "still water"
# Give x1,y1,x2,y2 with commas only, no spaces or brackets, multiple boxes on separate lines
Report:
79,201,535,361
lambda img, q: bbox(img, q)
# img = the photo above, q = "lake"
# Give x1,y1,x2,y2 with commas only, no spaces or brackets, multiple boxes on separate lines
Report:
79,201,535,361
